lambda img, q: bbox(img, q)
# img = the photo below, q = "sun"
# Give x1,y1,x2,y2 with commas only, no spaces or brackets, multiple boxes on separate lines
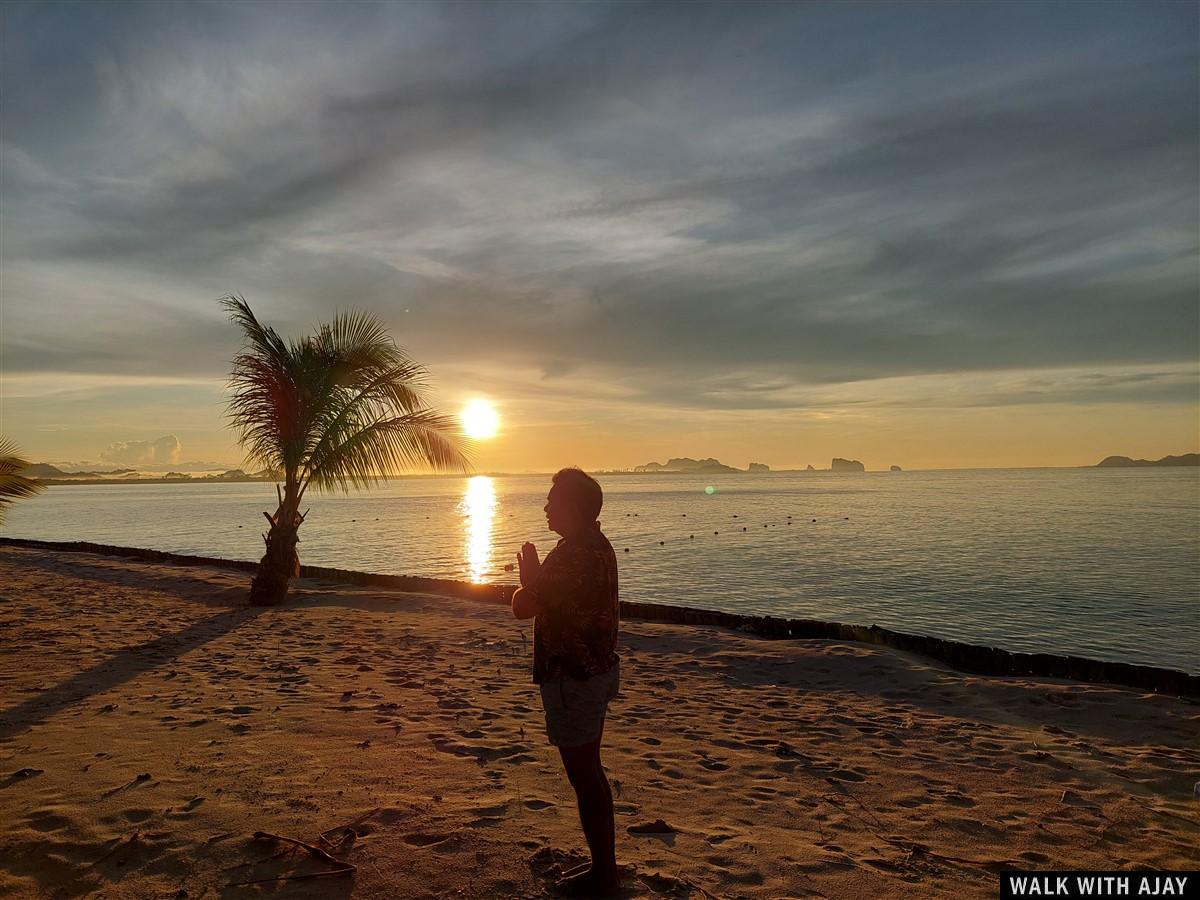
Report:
460,399,500,440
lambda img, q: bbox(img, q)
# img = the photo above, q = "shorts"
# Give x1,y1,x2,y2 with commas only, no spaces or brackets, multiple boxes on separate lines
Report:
538,658,620,748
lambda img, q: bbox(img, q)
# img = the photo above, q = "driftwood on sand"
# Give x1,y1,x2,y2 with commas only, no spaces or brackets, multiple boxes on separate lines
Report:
224,830,356,887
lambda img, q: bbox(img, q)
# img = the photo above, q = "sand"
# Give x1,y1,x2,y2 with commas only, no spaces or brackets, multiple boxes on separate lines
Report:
0,545,1196,899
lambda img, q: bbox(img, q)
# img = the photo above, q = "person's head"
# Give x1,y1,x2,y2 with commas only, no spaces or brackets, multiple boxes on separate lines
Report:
545,467,603,537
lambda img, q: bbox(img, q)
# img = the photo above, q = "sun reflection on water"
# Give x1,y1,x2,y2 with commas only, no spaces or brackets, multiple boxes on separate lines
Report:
463,475,496,583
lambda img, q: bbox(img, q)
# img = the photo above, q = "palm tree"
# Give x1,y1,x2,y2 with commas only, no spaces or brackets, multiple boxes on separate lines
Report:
0,438,45,525
221,295,470,605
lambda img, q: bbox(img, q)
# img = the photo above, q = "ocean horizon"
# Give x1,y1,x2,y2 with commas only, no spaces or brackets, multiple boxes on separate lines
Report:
30,461,1196,478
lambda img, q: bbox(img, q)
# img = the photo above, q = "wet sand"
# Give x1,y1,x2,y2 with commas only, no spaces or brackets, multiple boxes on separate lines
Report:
1,545,1196,898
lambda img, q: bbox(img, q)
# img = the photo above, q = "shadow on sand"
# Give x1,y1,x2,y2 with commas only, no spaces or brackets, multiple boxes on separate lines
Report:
0,605,268,742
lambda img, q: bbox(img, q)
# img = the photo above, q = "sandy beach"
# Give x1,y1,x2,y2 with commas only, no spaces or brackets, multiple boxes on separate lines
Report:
0,544,1196,899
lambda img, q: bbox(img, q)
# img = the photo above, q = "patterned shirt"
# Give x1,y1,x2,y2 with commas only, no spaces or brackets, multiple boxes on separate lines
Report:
532,522,619,683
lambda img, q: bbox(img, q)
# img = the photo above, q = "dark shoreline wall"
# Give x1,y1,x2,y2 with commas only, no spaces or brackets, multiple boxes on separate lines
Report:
2,537,1196,699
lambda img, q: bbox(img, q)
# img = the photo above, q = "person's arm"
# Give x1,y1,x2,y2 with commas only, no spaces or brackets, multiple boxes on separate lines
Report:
512,542,584,619
512,541,542,619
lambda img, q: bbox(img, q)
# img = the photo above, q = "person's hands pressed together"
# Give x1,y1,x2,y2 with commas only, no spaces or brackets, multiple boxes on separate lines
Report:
517,541,541,588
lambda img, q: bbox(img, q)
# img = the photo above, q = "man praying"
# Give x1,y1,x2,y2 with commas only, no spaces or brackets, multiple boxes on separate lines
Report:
512,468,621,898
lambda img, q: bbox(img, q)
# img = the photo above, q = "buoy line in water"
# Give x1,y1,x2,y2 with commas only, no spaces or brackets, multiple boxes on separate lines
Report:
610,511,849,555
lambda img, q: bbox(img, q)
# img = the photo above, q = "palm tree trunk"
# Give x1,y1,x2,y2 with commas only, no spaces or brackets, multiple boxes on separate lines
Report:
249,483,303,606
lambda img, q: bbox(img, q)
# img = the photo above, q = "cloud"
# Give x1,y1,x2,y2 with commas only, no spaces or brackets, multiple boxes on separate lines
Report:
0,0,1195,418
99,434,182,466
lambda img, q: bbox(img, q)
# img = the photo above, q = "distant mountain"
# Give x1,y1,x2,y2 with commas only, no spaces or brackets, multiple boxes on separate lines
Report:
634,457,741,473
24,462,137,478
1095,453,1199,468
747,462,770,473
831,457,865,472
22,462,69,477
23,461,276,484
45,459,240,474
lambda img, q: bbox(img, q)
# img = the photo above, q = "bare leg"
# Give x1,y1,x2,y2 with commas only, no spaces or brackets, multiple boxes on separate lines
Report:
556,732,619,896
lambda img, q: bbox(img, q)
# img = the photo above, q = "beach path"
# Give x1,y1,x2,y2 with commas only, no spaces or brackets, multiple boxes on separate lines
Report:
1,545,1196,898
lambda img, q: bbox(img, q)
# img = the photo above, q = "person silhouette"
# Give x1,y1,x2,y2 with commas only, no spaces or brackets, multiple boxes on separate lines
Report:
512,468,621,897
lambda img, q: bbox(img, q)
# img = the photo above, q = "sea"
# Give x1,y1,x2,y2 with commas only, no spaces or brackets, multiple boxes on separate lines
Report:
5,469,1198,674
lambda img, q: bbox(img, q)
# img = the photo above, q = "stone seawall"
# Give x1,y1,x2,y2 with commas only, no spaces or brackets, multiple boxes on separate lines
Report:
3,537,1195,698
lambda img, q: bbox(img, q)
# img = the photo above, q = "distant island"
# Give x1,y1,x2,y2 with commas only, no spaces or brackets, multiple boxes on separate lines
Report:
634,457,747,474
1095,453,1199,468
24,462,279,485
22,463,139,479
831,457,865,472
631,456,880,474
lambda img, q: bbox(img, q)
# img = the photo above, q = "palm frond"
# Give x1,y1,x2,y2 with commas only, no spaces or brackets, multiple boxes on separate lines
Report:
0,438,46,525
314,309,424,392
305,411,471,494
221,297,470,493
221,296,307,473
302,360,433,475
219,294,290,363
321,309,394,368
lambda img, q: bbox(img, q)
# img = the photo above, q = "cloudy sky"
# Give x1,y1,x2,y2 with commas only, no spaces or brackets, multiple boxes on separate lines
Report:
2,0,1196,472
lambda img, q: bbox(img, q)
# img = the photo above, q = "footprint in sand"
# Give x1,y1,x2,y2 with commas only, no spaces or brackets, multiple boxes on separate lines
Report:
213,705,255,716
705,831,740,845
26,809,72,832
470,801,511,817
826,769,868,783
935,789,976,807
628,818,677,835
